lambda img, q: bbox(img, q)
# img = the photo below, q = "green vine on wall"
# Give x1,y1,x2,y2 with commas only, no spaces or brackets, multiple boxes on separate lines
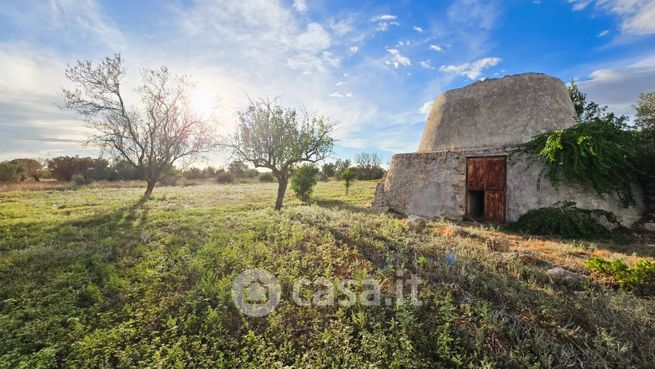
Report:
515,82,643,208
516,120,639,207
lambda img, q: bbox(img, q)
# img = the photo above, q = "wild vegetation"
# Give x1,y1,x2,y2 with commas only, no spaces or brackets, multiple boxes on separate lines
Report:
1,181,654,368
510,201,622,240
516,83,646,207
586,257,655,295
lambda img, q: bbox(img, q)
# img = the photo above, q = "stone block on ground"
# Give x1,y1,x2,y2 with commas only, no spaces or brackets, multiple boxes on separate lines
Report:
546,267,585,286
486,237,510,252
407,215,427,232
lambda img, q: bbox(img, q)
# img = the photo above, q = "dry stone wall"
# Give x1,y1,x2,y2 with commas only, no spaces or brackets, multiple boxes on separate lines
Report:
373,148,644,227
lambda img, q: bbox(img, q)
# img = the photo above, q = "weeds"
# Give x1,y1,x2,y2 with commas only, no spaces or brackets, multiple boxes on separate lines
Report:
586,257,655,294
0,182,654,368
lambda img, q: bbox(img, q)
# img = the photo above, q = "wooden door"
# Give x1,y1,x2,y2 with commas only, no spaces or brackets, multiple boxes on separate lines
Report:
466,159,486,190
484,191,505,223
465,157,506,223
484,157,506,191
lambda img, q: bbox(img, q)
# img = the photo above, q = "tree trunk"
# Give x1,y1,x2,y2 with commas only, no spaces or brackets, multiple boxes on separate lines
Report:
144,179,156,197
274,175,288,210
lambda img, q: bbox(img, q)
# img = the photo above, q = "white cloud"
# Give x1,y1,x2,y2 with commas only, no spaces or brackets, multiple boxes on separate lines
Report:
429,44,444,52
413,26,424,33
329,17,354,36
577,55,655,117
370,14,397,21
385,48,411,69
329,91,353,98
599,0,655,35
439,57,502,79
419,100,433,115
370,14,400,31
598,29,610,37
349,46,359,53
293,0,307,12
568,0,593,11
295,22,331,53
419,60,435,69
571,1,655,35
396,40,410,47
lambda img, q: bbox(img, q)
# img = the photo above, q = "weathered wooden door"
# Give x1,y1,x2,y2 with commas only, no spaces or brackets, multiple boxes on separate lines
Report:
466,156,506,223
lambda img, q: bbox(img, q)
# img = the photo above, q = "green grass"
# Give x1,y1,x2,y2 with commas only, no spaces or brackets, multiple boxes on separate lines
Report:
1,181,654,368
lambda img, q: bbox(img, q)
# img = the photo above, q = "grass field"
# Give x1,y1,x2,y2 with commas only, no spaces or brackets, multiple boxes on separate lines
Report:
1,181,654,368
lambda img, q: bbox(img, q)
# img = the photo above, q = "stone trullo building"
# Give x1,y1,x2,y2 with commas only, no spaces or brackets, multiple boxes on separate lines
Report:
372,73,644,227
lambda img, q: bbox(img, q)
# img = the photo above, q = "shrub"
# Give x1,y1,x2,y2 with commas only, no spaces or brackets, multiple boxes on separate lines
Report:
48,156,110,182
10,158,43,181
159,169,182,186
0,161,20,182
182,167,204,179
71,174,86,186
586,257,655,294
227,160,248,178
340,167,357,194
244,168,259,179
291,164,319,203
216,172,234,184
258,173,275,182
509,201,620,240
321,162,336,177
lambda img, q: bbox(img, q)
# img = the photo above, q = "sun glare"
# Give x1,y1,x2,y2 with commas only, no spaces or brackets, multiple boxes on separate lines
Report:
189,88,218,118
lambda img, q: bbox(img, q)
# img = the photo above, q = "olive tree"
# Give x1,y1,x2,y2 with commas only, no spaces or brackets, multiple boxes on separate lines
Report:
223,98,335,210
61,54,216,196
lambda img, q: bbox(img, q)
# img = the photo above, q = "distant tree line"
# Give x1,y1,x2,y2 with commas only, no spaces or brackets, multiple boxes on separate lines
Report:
0,152,386,188
0,155,281,185
319,153,386,181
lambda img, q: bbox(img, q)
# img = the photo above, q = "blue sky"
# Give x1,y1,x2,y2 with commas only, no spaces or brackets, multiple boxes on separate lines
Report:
0,0,654,166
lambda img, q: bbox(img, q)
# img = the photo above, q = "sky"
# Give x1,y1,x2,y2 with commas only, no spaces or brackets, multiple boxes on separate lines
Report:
0,0,654,166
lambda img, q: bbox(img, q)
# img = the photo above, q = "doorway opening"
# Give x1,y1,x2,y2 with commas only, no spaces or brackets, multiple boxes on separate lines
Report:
466,190,485,219
465,156,507,223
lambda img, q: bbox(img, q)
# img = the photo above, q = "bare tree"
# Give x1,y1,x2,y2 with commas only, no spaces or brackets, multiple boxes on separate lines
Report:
222,98,335,210
61,54,216,196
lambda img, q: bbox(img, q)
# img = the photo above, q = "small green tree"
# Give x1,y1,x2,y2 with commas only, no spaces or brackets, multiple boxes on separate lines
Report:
334,158,351,180
340,167,356,195
291,164,319,203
